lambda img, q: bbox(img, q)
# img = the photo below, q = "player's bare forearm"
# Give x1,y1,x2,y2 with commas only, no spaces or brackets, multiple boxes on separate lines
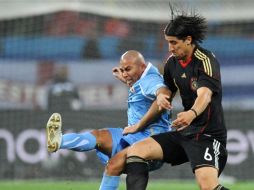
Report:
136,87,171,131
156,87,174,110
172,87,212,131
137,101,164,131
122,101,163,135
191,87,212,116
156,87,174,100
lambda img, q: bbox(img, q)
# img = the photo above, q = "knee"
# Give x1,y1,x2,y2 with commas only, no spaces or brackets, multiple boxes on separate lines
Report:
126,143,147,159
90,129,99,138
91,130,104,145
126,145,138,157
105,159,123,176
195,167,219,190
197,176,218,190
126,139,159,160
91,129,111,144
198,182,213,190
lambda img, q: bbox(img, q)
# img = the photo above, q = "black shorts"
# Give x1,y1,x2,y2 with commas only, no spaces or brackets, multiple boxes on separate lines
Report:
151,131,228,175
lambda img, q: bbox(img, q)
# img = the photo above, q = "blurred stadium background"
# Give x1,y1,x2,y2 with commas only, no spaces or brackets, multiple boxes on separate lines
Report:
0,0,254,189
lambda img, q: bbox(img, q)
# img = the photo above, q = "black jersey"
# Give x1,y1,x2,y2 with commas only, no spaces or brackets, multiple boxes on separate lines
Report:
164,46,227,145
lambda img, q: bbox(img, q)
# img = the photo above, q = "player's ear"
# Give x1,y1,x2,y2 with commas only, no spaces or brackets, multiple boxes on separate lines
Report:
141,62,146,71
185,36,192,45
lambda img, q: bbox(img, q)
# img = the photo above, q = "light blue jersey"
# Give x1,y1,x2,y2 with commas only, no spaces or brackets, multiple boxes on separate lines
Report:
127,62,169,132
97,63,172,164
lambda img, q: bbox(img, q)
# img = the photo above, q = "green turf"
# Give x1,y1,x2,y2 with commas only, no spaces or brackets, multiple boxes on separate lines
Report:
0,180,253,190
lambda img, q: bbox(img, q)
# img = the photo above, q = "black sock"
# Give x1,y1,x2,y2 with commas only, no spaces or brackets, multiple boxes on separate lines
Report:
126,156,149,190
213,184,230,190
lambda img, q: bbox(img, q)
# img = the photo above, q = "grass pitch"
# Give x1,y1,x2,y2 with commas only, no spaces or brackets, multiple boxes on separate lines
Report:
0,180,253,190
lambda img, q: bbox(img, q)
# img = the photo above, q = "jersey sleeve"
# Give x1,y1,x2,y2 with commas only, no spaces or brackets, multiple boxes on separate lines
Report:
197,51,222,93
163,60,178,94
139,74,166,99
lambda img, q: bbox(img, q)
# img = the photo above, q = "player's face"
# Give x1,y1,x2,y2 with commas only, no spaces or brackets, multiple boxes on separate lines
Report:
165,35,192,60
120,61,144,86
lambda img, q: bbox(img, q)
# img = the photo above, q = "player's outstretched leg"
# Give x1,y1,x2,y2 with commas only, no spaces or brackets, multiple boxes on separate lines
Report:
60,131,96,152
46,113,62,152
46,113,110,154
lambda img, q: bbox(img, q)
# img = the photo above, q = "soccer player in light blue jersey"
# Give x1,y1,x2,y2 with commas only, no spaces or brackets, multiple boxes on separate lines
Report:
46,50,173,190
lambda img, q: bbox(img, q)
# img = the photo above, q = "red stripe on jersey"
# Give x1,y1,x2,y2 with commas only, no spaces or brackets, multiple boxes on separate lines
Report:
195,106,211,141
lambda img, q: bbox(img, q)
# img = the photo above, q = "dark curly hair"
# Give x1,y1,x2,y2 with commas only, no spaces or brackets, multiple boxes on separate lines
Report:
164,14,207,44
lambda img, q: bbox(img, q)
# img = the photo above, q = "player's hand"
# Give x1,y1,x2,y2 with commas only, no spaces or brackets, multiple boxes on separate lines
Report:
157,93,172,111
172,110,196,131
122,124,139,135
112,67,126,83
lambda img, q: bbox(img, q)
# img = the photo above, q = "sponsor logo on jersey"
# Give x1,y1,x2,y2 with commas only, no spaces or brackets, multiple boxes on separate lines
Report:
181,73,187,78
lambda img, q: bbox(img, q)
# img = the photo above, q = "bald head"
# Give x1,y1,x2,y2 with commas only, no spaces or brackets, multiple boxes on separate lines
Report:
120,50,145,66
119,50,147,86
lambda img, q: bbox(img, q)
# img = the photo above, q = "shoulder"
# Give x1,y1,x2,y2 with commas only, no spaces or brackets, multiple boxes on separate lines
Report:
194,46,217,61
165,54,176,64
141,72,163,85
143,63,162,78
163,54,178,77
139,67,164,89
194,46,221,77
164,54,177,71
194,46,219,69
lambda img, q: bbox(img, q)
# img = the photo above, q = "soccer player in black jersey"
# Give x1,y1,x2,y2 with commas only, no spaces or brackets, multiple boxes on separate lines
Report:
125,14,229,190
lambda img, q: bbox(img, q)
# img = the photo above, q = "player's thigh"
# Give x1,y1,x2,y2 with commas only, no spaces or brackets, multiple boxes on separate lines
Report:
127,137,163,160
152,131,188,165
183,135,227,175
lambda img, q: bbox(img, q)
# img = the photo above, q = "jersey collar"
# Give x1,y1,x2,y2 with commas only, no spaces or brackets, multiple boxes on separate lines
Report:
178,45,199,68
140,62,152,79
179,57,192,68
129,62,152,89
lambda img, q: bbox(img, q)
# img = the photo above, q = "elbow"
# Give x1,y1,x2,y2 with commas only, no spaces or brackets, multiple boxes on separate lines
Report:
200,87,213,105
204,93,212,107
207,95,212,104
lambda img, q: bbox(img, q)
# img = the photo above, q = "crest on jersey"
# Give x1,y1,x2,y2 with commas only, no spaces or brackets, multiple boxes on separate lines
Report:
190,77,198,91
130,86,135,93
